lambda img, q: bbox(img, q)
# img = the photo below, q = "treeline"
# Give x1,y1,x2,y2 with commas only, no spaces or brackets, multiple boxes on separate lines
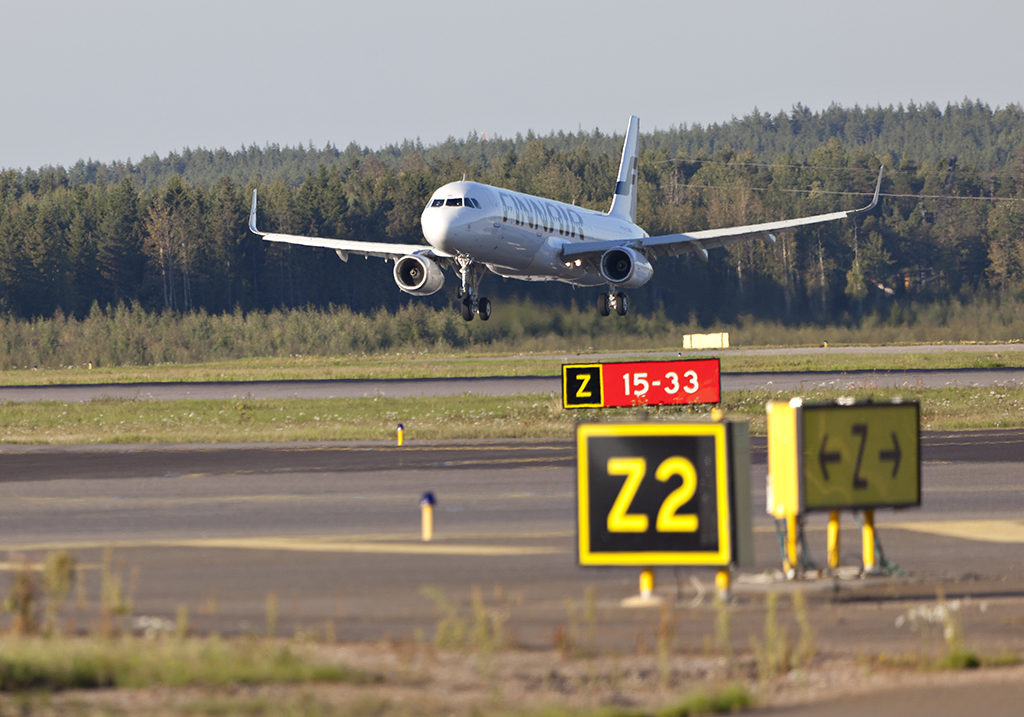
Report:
1,100,1024,326
32,100,1024,192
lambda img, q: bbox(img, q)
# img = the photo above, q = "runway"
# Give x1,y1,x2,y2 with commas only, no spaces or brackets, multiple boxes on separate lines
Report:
0,430,1023,653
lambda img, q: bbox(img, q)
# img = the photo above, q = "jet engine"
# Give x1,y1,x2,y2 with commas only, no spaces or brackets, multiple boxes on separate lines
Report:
394,254,445,296
599,247,653,288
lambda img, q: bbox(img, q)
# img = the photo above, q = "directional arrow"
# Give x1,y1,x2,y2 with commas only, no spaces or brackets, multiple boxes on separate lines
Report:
818,434,841,481
879,431,901,477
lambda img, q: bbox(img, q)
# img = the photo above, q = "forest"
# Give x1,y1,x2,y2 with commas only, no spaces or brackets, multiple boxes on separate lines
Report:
1,99,1023,328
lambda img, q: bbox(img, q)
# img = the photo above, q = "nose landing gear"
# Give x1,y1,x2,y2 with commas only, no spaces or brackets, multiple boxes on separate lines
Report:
456,257,490,321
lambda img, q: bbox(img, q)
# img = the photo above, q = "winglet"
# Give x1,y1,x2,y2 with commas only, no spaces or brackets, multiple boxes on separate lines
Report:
249,188,264,235
850,166,884,215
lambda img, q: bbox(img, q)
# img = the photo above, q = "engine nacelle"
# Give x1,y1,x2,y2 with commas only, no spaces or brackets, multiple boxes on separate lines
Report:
599,247,653,288
393,254,445,296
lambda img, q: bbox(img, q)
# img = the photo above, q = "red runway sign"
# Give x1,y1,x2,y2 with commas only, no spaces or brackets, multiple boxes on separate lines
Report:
562,359,720,409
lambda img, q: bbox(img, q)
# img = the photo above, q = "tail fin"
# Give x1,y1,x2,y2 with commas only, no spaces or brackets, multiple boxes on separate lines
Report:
608,115,640,222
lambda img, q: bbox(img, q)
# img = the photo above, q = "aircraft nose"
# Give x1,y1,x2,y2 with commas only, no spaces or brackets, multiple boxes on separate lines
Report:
421,208,455,250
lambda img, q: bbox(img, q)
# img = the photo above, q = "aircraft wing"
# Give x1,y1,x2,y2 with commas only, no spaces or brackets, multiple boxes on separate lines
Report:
248,189,450,261
562,166,884,262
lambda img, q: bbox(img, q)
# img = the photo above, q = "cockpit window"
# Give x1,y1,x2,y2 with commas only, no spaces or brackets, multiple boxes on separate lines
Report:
431,197,479,208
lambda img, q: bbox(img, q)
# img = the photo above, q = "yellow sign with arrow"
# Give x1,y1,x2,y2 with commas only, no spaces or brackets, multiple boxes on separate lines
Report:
801,403,920,511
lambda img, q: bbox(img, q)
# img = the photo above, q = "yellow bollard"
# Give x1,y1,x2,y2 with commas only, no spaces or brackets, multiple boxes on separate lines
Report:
862,509,876,573
621,568,663,607
420,492,435,542
639,569,655,599
715,568,731,601
827,510,841,570
396,423,405,447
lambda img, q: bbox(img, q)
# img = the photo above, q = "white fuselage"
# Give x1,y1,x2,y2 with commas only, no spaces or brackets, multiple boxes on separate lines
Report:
420,181,647,285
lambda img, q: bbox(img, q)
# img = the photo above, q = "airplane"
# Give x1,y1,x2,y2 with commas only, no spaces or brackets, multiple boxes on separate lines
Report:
249,116,882,321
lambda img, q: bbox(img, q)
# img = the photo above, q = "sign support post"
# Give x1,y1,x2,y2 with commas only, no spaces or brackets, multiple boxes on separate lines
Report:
862,509,877,573
827,510,841,570
715,568,731,600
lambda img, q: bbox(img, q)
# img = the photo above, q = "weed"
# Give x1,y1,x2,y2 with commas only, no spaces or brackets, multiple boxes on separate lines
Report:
557,595,581,655
583,585,598,649
750,593,789,679
176,604,189,639
792,590,816,665
470,586,506,653
266,593,278,639
712,593,732,656
421,585,509,652
657,605,679,689
5,561,41,636
421,585,467,649
95,547,133,637
42,550,75,636
894,593,987,669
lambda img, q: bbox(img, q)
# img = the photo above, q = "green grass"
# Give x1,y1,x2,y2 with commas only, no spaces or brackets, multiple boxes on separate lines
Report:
0,636,376,691
0,385,1019,444
0,394,566,443
0,355,561,386
719,348,1024,373
512,685,754,716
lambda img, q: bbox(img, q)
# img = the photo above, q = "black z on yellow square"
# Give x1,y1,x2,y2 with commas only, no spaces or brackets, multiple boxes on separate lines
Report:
576,423,732,566
562,364,603,408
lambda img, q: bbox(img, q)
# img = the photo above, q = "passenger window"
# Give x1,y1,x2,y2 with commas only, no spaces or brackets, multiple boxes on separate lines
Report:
445,198,463,207
431,199,444,207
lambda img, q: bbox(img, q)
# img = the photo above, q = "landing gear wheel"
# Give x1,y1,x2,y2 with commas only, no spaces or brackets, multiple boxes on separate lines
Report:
477,296,491,321
461,298,474,321
597,293,611,317
615,292,628,316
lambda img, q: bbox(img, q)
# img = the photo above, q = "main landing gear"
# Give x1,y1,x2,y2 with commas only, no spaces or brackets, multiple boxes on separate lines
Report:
456,257,490,321
597,290,629,317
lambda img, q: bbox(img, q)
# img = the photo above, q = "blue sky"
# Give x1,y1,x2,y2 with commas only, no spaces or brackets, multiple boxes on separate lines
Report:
2,0,1022,170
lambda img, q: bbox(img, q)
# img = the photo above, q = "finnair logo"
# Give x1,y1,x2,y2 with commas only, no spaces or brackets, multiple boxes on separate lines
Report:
498,191,585,238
